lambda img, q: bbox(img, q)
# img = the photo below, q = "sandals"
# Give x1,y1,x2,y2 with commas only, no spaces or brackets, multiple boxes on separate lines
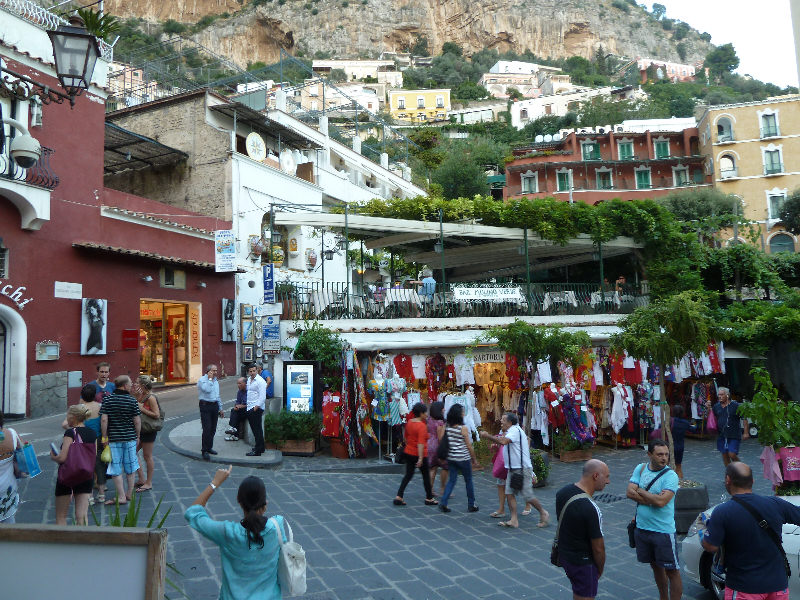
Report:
489,511,506,518
424,499,439,506
104,499,128,506
498,521,519,528
225,435,239,441
521,509,532,516
136,485,152,492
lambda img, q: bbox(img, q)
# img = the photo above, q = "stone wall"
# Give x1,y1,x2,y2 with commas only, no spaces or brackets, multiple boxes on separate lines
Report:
105,93,232,220
29,371,68,418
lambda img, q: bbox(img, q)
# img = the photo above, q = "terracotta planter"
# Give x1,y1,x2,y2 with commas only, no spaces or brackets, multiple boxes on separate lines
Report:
265,439,317,456
558,449,593,463
326,436,349,459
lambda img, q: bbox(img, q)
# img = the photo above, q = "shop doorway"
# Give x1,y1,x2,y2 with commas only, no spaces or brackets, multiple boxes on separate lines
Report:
139,301,188,384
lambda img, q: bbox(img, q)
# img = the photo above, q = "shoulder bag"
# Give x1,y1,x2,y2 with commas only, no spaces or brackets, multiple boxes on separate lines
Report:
507,427,524,491
140,394,165,434
58,428,96,487
731,496,791,578
628,464,671,548
551,492,592,566
436,426,450,461
269,517,307,596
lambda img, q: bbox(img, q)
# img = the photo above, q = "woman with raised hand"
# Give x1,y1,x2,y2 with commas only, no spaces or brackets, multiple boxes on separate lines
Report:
185,466,289,599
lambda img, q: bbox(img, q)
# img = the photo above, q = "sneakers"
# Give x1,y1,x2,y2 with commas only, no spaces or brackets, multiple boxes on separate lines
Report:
468,505,480,513
225,435,239,441
224,427,237,435
439,505,451,513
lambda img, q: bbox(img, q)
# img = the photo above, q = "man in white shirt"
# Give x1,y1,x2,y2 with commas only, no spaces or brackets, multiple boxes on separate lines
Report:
245,364,267,456
480,413,549,529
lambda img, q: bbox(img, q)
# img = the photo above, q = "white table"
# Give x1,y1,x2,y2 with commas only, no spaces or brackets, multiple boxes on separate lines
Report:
542,290,578,311
590,291,621,309
384,288,422,309
311,290,345,316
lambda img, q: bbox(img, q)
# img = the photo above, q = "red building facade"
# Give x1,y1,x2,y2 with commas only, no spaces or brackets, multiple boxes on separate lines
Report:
504,126,711,204
1,40,234,416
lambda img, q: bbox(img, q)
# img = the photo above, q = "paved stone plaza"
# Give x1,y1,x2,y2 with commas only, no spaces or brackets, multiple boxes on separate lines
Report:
9,387,772,600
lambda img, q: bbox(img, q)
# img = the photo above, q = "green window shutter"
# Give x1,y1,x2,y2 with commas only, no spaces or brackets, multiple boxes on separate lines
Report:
618,143,633,159
655,141,669,159
557,172,570,191
636,170,651,189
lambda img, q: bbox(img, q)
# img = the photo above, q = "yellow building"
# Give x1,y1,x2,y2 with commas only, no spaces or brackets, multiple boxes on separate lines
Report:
698,96,800,253
388,89,450,123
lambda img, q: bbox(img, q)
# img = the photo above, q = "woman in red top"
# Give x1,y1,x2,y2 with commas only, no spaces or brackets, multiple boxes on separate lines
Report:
393,403,438,506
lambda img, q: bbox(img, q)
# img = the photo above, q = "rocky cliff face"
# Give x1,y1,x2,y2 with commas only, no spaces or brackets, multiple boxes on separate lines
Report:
101,0,710,68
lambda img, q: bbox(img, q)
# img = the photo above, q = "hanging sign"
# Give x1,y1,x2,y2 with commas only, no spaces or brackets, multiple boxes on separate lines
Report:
262,315,281,354
471,351,506,364
452,287,523,301
214,230,236,272
263,264,275,303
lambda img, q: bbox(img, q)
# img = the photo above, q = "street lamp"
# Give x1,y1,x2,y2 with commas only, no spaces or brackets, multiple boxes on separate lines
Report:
47,17,101,103
0,16,100,109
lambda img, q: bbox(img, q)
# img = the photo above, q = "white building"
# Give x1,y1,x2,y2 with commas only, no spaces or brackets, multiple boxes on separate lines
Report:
489,60,562,76
510,87,615,129
448,101,508,124
312,59,403,88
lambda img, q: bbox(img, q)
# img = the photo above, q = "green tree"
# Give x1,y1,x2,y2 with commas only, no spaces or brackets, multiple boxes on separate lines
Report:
163,19,187,35
779,189,800,234
453,80,489,100
411,35,430,56
328,68,348,82
675,42,687,62
704,43,740,83
611,292,719,468
507,86,523,101
657,187,742,232
432,152,488,199
651,2,666,19
441,42,463,56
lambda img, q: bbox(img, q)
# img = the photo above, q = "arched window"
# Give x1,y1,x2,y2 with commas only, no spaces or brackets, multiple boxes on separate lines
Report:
719,154,737,179
520,109,528,120
717,117,734,142
770,234,795,254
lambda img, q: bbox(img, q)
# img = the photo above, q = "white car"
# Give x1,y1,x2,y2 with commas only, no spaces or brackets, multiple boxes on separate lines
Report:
681,496,800,600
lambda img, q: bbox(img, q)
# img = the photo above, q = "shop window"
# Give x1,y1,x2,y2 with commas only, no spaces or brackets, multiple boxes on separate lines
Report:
770,234,795,253
0,247,7,278
160,267,186,289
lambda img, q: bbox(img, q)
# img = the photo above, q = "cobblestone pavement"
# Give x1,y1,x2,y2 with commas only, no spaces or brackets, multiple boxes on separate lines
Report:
9,387,773,600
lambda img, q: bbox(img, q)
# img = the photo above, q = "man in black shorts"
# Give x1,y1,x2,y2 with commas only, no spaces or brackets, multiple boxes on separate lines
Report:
555,459,611,600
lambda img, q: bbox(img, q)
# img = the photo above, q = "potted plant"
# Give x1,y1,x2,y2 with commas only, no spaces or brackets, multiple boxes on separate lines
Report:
274,281,298,319
264,411,322,456
531,448,551,487
271,245,285,267
553,430,593,462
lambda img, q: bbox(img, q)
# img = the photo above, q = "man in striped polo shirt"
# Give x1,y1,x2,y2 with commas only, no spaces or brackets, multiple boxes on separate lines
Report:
100,375,141,505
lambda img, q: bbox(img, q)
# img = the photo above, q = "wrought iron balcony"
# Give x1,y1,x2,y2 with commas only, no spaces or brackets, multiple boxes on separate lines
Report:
0,137,59,190
275,281,649,320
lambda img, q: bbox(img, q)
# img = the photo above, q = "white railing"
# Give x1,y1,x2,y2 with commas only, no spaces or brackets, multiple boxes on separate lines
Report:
0,0,113,61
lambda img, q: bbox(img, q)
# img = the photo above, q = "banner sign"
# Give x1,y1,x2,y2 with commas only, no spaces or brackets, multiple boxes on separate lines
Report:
214,230,236,272
452,287,523,301
263,264,275,303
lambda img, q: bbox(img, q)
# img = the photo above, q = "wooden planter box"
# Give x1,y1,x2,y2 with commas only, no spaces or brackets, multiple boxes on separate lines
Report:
266,439,318,457
558,449,593,463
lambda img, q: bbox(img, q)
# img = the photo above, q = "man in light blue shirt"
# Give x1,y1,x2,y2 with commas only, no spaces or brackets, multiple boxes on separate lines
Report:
197,364,224,460
626,439,681,600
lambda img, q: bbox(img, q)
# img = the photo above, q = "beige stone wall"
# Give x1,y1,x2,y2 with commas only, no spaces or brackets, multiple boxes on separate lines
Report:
105,93,232,220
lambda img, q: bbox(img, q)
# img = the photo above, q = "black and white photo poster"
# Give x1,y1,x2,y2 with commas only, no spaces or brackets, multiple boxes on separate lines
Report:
81,298,107,355
222,298,236,342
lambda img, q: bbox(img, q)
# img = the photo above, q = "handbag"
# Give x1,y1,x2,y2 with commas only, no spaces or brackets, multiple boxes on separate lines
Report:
395,441,407,464
58,428,96,487
551,492,591,566
491,445,508,479
100,444,112,463
731,496,791,578
269,517,307,596
10,428,41,478
140,395,165,434
507,427,524,491
436,427,450,461
628,463,671,548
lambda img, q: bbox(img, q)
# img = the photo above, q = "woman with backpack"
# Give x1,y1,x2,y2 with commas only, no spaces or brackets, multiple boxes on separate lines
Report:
51,404,97,525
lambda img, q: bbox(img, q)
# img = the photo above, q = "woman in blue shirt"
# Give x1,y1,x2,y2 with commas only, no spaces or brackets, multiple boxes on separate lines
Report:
185,466,287,599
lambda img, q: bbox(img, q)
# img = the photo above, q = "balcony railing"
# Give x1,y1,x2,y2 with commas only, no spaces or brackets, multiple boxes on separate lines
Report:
0,138,59,190
717,133,735,143
720,167,738,179
764,164,784,176
276,281,649,320
760,127,780,139
506,177,704,196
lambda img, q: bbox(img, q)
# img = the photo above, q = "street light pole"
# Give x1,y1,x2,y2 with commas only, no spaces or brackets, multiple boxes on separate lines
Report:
524,228,532,315
438,208,446,290
321,228,325,287
344,204,350,315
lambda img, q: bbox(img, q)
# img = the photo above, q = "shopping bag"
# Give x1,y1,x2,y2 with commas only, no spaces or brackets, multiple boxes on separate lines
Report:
14,440,42,478
58,429,96,487
270,517,307,596
491,445,508,479
100,444,112,463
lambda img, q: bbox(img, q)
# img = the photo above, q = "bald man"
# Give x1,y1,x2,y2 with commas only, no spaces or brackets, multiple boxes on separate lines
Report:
554,460,611,600
702,462,800,600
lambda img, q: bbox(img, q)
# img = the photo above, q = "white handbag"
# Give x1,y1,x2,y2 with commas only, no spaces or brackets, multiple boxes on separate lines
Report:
270,517,307,596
